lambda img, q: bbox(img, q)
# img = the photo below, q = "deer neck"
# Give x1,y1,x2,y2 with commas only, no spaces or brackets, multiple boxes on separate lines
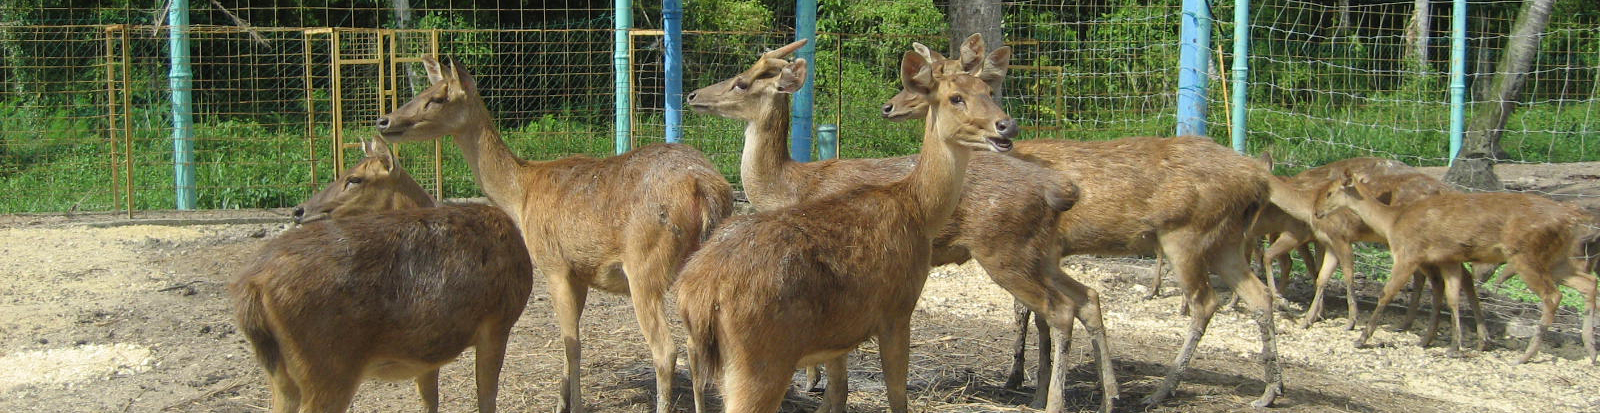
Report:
739,95,794,205
905,109,972,234
449,103,524,209
1343,196,1401,240
1266,177,1317,221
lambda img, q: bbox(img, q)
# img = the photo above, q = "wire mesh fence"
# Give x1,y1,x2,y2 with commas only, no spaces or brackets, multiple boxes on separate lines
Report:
1,1,1596,212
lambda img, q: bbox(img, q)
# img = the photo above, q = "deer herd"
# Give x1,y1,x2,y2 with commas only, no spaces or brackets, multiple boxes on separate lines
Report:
227,34,1599,413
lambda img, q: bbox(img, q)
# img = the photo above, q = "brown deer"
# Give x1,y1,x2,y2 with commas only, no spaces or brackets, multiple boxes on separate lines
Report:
686,36,1113,412
375,56,735,413
292,136,437,223
1318,171,1598,363
230,142,533,412
677,45,1023,413
1261,157,1453,329
887,52,1285,410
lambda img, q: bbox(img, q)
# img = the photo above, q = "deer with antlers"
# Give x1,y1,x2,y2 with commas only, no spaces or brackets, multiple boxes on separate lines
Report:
231,138,533,412
375,56,735,413
686,36,1113,412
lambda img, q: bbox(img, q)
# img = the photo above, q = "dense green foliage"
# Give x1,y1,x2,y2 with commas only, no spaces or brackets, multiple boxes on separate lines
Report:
3,1,1599,213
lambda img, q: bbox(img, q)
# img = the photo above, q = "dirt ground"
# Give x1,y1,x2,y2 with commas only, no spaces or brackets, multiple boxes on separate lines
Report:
1,162,1597,413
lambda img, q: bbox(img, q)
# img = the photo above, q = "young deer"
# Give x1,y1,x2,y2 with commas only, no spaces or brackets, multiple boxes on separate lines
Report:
1261,157,1451,329
230,142,533,412
677,47,1020,413
376,56,735,413
1318,171,1598,363
687,36,1114,413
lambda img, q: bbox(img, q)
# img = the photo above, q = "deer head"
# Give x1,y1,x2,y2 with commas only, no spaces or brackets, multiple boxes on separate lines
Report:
900,37,1018,152
1314,170,1397,220
882,33,1011,121
686,39,810,121
376,55,485,143
292,136,436,224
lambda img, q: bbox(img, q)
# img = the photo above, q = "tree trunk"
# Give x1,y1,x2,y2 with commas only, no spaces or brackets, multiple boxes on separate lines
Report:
1443,0,1556,191
948,0,1003,97
1404,0,1430,68
391,0,423,96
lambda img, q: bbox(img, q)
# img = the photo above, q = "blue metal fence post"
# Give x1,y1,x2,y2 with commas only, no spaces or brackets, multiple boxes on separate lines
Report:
1177,0,1213,137
169,0,196,209
790,0,818,162
1229,0,1249,153
816,124,838,160
663,0,684,143
1448,0,1467,164
614,0,632,154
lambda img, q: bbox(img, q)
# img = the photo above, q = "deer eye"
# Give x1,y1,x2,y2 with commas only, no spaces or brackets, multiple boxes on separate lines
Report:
347,176,364,184
949,95,965,105
428,96,447,105
732,81,749,91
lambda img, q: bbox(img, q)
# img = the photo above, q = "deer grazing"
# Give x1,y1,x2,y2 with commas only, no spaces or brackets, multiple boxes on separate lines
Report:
677,45,1024,413
376,56,735,413
687,36,1113,412
1318,170,1598,363
230,138,533,412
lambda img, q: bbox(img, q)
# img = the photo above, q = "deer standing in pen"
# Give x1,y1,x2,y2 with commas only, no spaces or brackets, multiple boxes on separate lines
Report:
1318,170,1598,363
687,36,1114,412
376,56,735,413
230,138,533,413
887,83,1283,409
678,45,1023,413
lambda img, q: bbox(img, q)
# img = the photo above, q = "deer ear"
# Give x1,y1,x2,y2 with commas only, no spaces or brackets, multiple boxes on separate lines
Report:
959,33,985,73
900,50,933,96
768,39,808,58
372,136,397,173
777,59,809,94
1374,190,1395,206
446,57,479,95
422,55,445,83
978,46,1011,82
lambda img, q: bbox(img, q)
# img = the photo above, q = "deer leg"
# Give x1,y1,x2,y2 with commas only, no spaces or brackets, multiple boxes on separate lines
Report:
1397,272,1430,333
622,256,678,413
1336,242,1362,331
1418,270,1444,347
298,363,361,413
1511,258,1562,365
1142,248,1215,406
1004,301,1031,390
1439,264,1469,358
1053,271,1118,413
1302,248,1340,328
416,369,441,413
1556,266,1598,364
1144,252,1166,299
1461,269,1490,351
1042,302,1076,413
1471,262,1498,285
879,317,913,413
474,324,511,413
1358,260,1421,349
1215,243,1282,408
265,355,302,413
815,355,848,413
686,327,709,413
722,354,794,413
544,264,590,413
1031,309,1053,408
